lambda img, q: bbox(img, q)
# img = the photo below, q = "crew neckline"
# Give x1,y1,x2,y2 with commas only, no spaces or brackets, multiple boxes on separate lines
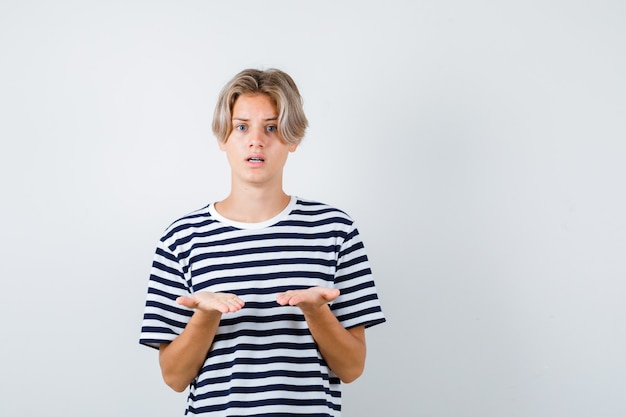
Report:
208,195,297,230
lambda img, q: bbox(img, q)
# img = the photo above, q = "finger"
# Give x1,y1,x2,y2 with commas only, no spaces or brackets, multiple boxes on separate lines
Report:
225,299,245,311
323,288,340,301
276,292,290,306
288,295,303,306
222,296,245,312
215,304,233,314
176,296,195,308
224,294,244,306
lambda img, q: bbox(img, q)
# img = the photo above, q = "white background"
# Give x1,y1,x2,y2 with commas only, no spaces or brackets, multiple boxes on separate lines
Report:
1,1,625,416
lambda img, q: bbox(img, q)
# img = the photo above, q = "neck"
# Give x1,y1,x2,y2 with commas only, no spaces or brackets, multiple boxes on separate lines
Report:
216,186,291,223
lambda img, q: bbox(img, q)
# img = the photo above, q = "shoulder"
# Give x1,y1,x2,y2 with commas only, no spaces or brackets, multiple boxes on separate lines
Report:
160,204,214,242
291,197,356,227
293,197,350,216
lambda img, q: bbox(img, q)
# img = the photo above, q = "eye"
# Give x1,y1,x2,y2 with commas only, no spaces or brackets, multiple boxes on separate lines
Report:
235,124,247,131
266,125,277,133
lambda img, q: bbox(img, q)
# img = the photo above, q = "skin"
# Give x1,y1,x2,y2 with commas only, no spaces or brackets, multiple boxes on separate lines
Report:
158,93,367,392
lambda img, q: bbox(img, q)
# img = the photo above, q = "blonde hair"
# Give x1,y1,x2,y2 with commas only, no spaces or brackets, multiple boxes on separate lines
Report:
212,68,308,145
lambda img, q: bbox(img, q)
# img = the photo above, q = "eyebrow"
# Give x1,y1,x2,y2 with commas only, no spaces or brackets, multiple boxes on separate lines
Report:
232,117,278,122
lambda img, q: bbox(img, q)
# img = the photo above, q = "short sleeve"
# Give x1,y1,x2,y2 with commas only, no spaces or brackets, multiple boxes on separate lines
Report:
331,223,386,329
139,238,193,349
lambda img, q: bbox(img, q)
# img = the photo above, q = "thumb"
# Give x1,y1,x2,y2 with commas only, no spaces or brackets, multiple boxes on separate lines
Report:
323,288,340,301
176,295,195,308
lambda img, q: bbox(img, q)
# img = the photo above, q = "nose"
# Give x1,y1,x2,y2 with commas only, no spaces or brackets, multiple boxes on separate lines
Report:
248,125,266,148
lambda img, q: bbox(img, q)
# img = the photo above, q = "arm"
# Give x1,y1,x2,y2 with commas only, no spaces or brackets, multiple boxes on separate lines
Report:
276,288,366,383
158,292,245,392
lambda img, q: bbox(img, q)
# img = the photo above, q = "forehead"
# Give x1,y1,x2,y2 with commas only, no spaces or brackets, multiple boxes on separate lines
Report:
232,93,277,118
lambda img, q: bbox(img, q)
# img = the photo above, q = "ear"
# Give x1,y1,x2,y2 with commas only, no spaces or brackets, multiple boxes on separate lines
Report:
288,143,298,153
218,139,227,151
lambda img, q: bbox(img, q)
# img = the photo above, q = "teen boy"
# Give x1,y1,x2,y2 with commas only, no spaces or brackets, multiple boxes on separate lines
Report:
140,68,385,416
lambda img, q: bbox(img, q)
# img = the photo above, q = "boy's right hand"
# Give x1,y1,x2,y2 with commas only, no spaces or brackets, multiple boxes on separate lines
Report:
176,292,245,314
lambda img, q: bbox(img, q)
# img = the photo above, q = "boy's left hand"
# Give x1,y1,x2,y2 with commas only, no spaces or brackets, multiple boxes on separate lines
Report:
276,287,340,312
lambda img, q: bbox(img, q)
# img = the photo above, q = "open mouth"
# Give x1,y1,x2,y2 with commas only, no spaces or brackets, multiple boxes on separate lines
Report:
248,157,265,162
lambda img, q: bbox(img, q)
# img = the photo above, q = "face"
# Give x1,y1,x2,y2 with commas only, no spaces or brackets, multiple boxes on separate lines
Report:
219,93,298,189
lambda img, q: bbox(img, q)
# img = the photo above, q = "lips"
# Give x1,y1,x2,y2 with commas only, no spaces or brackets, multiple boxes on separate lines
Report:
247,154,265,162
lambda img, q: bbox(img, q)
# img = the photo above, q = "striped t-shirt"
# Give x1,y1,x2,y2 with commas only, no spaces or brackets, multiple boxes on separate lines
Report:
139,196,386,416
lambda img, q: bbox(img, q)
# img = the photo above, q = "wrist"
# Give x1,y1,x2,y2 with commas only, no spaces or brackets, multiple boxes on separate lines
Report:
300,302,331,317
189,309,222,326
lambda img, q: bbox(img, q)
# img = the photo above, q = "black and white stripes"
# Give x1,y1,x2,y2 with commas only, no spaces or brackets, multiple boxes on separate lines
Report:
140,196,385,416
